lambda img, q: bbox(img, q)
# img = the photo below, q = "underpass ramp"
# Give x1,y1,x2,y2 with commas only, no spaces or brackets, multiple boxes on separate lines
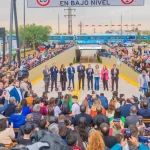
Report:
79,50,98,63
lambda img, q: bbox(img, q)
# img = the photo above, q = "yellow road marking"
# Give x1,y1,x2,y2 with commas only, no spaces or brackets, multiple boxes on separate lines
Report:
105,64,138,87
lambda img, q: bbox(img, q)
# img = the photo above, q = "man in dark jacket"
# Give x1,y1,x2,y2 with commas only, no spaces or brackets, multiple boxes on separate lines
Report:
126,106,142,127
100,93,108,110
74,105,92,126
137,101,150,118
93,106,109,126
120,99,133,117
17,114,37,140
9,106,26,128
4,97,17,117
100,123,118,148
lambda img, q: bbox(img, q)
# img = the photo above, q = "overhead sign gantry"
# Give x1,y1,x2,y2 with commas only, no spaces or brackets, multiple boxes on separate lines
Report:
27,0,145,8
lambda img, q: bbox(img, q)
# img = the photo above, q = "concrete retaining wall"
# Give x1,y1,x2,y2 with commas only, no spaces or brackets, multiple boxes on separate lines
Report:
102,56,139,84
29,46,76,82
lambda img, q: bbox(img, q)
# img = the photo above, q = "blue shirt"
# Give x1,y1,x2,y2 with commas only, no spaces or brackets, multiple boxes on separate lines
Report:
143,76,148,88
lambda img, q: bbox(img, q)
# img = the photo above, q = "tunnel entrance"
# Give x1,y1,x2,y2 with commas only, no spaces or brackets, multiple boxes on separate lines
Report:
75,49,98,63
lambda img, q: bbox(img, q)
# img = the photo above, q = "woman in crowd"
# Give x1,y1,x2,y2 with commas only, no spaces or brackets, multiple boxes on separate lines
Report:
59,118,73,144
109,121,124,136
21,99,31,116
40,92,48,103
94,64,100,91
87,130,109,150
101,65,109,91
106,101,116,118
0,118,15,145
46,105,58,124
61,94,72,115
90,99,106,118
109,108,125,127
75,117,89,149
59,64,67,91
82,99,90,114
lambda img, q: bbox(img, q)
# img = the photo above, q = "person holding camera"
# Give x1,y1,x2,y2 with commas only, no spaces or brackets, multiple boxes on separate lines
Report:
77,63,85,90
86,64,94,91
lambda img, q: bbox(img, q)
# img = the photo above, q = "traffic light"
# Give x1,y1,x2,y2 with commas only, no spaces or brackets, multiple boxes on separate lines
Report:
0,28,5,37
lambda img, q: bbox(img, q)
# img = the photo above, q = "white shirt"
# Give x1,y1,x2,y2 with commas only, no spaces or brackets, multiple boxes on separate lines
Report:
54,106,61,117
16,87,22,102
72,103,80,115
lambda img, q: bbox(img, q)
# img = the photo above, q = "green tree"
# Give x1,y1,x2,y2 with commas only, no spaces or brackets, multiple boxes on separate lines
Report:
19,24,52,49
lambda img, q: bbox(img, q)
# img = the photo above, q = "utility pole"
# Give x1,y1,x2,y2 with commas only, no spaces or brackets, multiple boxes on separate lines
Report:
64,7,76,35
58,13,60,34
121,14,123,41
94,28,96,34
9,0,20,66
79,22,83,35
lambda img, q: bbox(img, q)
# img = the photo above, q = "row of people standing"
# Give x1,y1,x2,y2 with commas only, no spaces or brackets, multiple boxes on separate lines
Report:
43,63,119,92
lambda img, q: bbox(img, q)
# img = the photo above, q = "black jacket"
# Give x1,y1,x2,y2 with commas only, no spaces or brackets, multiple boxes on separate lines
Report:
74,112,92,126
93,113,109,126
4,104,16,117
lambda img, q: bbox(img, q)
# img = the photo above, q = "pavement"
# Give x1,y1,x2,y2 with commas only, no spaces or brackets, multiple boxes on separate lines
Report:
32,50,139,103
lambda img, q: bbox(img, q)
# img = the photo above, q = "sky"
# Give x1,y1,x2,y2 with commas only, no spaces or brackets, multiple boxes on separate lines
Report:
0,0,150,34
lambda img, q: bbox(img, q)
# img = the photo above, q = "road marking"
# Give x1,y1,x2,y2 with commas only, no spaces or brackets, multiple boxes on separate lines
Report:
105,64,138,87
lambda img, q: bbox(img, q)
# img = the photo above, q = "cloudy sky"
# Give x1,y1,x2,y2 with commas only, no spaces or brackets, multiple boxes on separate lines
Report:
0,0,150,34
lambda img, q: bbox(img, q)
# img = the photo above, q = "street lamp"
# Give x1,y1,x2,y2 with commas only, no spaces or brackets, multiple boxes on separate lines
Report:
23,0,26,58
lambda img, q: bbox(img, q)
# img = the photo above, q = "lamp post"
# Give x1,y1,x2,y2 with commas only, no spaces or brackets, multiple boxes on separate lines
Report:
23,0,26,58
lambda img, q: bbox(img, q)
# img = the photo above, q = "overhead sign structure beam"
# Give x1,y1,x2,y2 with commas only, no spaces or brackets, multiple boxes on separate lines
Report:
27,0,145,8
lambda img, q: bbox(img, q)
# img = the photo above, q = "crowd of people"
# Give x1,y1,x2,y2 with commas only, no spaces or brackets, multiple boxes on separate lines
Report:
2,43,74,71
0,75,150,150
105,43,150,73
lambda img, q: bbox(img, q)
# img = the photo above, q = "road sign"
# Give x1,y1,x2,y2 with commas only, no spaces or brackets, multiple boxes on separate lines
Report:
36,0,51,6
121,0,134,5
27,0,145,8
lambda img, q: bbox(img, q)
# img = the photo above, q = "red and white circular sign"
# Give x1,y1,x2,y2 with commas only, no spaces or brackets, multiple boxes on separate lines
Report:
121,0,134,5
36,0,50,6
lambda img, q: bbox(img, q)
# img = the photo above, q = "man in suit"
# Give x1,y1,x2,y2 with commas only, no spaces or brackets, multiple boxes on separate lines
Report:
50,63,58,92
77,63,85,90
67,63,75,89
10,80,22,103
147,66,150,92
74,105,92,126
43,64,50,93
111,64,119,91
126,106,143,127
86,64,94,90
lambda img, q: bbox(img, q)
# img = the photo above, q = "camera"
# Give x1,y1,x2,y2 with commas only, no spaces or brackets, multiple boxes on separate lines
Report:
113,118,120,122
138,118,143,125
124,129,131,140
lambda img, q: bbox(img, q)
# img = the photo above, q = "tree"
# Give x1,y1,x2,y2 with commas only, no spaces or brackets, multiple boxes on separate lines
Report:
19,24,52,49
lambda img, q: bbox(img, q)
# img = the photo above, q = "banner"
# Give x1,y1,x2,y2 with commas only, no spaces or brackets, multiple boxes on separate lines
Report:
27,0,145,8
78,44,102,50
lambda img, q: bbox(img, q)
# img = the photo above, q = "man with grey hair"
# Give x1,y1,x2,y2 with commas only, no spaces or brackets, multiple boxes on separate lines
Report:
48,123,59,134
31,104,42,125
17,114,37,140
4,97,16,117
126,106,142,127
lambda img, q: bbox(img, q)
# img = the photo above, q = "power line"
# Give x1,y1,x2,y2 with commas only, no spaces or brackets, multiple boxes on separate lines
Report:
64,7,76,35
